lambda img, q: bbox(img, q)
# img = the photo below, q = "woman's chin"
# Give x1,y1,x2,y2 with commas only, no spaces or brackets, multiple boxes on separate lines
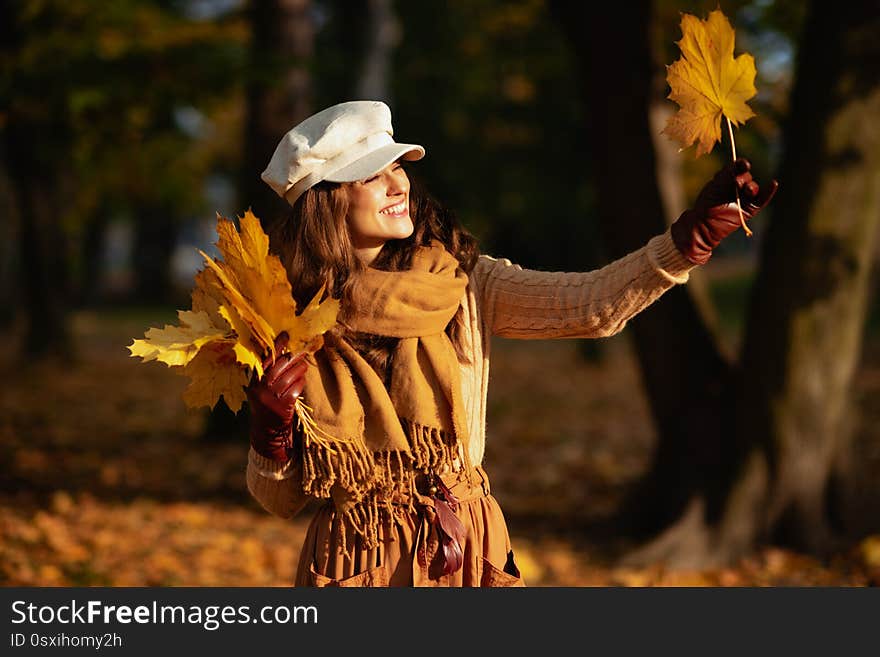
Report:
383,215,414,240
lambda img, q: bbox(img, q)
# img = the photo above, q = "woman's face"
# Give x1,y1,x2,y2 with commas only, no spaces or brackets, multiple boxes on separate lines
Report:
345,160,412,265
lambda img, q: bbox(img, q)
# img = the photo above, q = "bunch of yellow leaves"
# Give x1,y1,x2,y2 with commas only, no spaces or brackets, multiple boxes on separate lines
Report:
128,210,339,414
662,9,757,235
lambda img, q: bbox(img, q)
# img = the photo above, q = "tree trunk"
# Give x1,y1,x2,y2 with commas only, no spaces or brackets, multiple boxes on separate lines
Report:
132,203,177,305
240,0,314,229
4,119,73,361
1,4,72,360
0,161,18,329
556,0,880,568
719,0,880,560
355,0,399,104
550,0,734,538
78,207,110,308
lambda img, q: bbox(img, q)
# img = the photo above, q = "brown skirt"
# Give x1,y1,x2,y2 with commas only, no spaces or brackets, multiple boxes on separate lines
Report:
294,465,525,587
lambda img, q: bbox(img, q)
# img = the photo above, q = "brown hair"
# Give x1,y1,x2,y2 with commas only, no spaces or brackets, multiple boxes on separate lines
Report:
268,171,480,381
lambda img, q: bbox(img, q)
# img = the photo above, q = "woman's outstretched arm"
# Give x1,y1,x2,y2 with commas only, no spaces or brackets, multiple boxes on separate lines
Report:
473,158,777,340
473,227,694,340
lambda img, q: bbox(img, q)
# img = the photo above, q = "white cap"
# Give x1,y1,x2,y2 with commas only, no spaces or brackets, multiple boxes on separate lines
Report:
261,100,425,206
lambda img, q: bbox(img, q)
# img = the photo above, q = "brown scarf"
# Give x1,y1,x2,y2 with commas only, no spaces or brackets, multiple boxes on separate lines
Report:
297,241,472,547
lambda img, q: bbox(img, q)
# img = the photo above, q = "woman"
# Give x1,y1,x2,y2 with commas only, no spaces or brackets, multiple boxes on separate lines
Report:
245,100,777,587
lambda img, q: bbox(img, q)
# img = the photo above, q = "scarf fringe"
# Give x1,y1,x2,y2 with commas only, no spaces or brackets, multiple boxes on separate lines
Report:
300,434,376,500
403,418,475,488
400,418,464,475
301,418,473,550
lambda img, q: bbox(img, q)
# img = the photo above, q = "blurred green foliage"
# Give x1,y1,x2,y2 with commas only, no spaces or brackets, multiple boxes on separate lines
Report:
2,0,247,219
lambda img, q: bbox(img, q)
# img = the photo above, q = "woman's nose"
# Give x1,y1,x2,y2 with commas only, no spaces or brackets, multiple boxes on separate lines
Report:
387,170,408,195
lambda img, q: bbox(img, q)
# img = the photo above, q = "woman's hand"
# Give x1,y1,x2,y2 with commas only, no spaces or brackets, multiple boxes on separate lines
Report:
671,157,779,265
245,332,308,461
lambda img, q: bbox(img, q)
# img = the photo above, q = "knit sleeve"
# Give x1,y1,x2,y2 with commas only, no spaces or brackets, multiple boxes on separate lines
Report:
473,228,695,339
245,448,311,519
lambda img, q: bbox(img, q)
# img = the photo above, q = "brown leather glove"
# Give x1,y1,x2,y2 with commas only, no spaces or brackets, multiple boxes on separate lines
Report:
245,332,308,462
671,157,779,265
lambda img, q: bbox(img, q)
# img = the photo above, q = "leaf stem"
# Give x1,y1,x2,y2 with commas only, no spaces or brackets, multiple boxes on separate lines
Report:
726,115,752,237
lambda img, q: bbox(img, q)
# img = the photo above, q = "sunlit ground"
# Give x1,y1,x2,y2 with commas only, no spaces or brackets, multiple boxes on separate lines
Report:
2,295,879,587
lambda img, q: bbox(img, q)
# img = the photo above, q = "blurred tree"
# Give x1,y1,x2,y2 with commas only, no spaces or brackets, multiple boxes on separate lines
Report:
311,0,369,107
1,1,246,355
1,1,75,358
553,0,880,566
0,161,17,328
312,0,397,114
239,0,313,229
719,0,880,560
355,0,398,102
392,0,596,272
550,0,734,544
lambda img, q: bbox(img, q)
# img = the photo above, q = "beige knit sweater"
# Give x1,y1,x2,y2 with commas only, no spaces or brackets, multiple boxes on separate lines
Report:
246,228,695,519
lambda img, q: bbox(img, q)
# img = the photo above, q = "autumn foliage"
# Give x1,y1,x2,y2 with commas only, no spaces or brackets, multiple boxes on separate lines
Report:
662,8,757,235
662,9,757,158
128,211,339,413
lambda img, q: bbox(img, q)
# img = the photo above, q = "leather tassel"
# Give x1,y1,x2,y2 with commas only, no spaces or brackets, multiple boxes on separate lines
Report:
432,480,467,575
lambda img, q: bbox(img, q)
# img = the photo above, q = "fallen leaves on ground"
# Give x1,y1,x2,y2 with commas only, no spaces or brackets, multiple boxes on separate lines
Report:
2,309,879,586
1,491,304,586
1,491,875,586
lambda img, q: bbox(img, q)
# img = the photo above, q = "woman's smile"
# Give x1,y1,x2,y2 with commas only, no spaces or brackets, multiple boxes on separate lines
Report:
380,200,408,216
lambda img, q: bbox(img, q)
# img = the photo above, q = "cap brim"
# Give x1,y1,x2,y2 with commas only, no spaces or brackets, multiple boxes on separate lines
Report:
323,142,425,183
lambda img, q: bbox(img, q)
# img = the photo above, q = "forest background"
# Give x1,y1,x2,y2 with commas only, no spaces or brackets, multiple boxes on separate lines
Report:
2,0,879,586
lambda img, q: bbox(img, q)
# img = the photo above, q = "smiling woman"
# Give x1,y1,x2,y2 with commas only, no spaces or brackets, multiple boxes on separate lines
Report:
243,100,777,588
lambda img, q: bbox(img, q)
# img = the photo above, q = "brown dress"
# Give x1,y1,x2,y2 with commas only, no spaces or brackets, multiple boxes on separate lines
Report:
296,465,524,587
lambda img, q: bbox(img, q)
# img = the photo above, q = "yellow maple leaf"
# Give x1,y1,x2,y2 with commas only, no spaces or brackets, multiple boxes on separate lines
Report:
191,269,226,329
179,338,250,412
197,252,277,363
662,9,756,157
211,210,287,346
127,310,229,367
130,210,340,415
217,304,264,375
280,284,340,356
198,211,340,374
